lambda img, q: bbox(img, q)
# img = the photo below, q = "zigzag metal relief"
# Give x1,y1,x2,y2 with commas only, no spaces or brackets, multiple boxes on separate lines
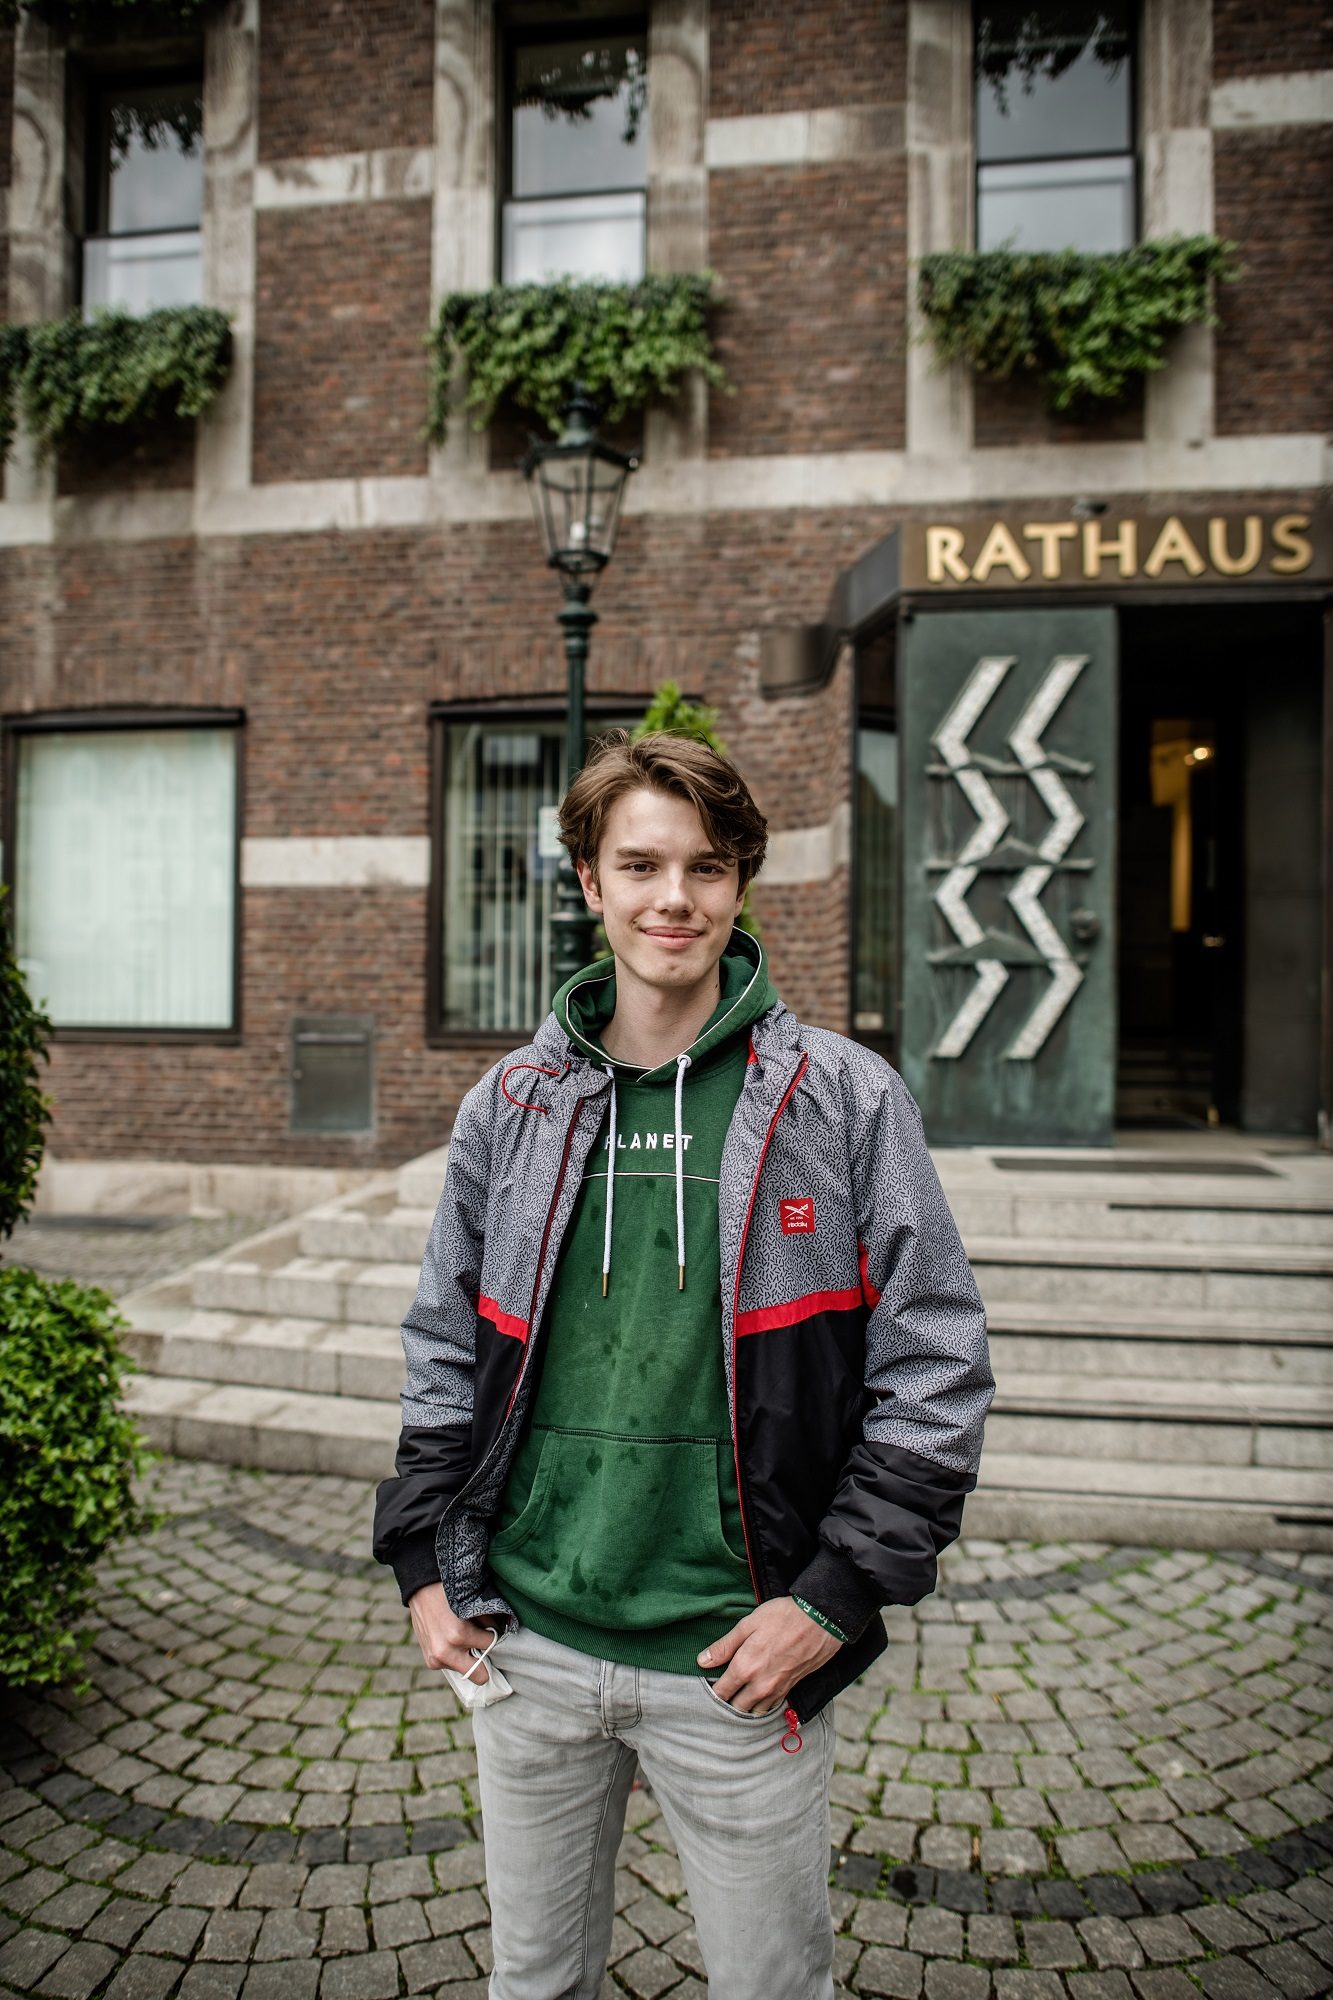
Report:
930,651,1093,1063
930,656,1014,1059
1005,654,1089,1060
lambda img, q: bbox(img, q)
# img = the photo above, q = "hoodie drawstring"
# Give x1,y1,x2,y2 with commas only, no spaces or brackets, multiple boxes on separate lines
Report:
675,1053,690,1290
600,1052,691,1295
602,1065,617,1298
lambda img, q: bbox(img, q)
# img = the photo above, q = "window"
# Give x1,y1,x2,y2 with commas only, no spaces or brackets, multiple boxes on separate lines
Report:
8,721,239,1032
83,79,204,313
434,708,636,1035
974,4,1135,253
853,635,898,1061
502,28,647,284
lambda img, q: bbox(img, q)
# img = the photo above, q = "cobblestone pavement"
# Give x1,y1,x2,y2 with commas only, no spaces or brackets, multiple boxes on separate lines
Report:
10,1217,275,1299
3,1462,1332,2000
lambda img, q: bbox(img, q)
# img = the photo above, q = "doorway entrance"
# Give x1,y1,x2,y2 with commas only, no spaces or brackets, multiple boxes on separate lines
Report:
1116,603,1324,1135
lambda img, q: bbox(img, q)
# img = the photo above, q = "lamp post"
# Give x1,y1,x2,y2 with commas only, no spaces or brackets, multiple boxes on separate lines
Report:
522,389,638,991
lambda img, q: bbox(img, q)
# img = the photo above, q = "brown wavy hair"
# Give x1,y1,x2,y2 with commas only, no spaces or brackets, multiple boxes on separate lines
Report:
558,730,768,890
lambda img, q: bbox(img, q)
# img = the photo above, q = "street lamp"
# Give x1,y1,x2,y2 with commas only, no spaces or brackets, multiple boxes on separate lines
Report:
522,388,638,989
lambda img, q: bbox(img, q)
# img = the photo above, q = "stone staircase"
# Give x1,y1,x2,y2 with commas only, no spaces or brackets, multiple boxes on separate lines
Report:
120,1141,1333,1551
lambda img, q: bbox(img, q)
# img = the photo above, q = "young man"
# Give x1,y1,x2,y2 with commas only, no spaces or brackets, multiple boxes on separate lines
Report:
373,731,991,2000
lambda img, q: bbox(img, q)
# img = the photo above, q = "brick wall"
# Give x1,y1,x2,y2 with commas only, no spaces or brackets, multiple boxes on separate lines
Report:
258,0,435,160
252,202,433,483
1213,2,1333,78
973,376,1145,449
1214,128,1333,436
707,161,907,456
709,0,907,116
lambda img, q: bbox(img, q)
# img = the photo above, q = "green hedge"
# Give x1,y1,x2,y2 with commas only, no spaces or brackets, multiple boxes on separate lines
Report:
429,274,726,440
0,1268,153,1689
0,305,232,460
917,236,1237,411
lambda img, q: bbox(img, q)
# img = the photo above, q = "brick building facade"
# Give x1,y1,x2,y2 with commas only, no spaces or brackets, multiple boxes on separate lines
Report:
1,0,1329,1167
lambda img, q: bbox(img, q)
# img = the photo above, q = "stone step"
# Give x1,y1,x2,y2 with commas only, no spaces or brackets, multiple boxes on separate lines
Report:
124,1373,398,1478
968,1235,1333,1313
989,1371,1333,1471
969,1451,1333,1553
300,1194,435,1265
986,1300,1332,1383
396,1148,449,1211
191,1236,419,1326
946,1187,1333,1247
123,1299,405,1402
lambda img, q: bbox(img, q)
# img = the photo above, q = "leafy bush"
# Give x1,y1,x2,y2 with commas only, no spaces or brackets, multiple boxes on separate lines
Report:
0,1267,153,1688
0,884,51,1246
917,235,1237,411
429,274,727,439
1,305,232,459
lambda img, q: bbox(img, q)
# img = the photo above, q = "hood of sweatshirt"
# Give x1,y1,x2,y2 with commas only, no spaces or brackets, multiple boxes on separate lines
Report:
552,925,776,1083
551,927,777,1294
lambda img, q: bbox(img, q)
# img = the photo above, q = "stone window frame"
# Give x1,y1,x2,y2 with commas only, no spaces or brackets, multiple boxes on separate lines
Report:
0,707,246,1045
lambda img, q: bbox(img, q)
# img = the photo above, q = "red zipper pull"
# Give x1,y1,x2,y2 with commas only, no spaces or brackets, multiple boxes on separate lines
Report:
781,1706,803,1754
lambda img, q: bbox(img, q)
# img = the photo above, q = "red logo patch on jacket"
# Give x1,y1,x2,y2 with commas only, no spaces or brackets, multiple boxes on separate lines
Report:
780,1197,816,1234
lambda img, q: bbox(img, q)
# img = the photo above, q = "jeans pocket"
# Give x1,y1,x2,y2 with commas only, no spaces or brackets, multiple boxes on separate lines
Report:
696,1676,784,1723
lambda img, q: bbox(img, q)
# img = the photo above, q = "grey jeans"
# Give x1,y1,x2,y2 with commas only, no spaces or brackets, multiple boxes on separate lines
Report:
473,1622,836,2000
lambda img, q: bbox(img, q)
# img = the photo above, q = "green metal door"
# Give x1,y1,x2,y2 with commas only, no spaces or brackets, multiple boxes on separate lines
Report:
899,606,1117,1146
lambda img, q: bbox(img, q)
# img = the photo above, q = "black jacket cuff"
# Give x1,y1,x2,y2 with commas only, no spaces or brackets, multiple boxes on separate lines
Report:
789,1542,883,1644
391,1530,442,1608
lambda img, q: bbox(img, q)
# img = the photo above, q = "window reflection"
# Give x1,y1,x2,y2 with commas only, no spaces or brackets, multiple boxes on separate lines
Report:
83,81,204,313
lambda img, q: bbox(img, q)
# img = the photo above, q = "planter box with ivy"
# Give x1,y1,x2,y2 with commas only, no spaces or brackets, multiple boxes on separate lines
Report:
428,273,726,443
917,235,1237,414
0,305,231,462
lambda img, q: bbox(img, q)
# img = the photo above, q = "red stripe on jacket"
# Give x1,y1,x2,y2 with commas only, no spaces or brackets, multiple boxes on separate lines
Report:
478,1295,529,1343
735,1284,863,1338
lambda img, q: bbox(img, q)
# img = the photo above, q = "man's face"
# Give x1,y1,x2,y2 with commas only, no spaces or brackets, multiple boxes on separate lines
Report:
576,787,745,996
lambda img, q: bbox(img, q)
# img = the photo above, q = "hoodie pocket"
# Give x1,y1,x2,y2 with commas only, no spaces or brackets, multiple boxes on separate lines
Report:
486,1426,750,1629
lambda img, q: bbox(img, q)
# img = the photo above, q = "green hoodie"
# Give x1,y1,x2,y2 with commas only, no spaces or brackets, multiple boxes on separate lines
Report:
487,933,777,1673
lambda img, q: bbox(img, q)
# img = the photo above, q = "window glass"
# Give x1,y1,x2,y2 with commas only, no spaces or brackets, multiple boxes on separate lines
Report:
503,31,647,284
441,714,636,1032
977,154,1135,253
85,81,203,312
976,5,1131,161
512,37,646,197
854,725,898,1053
15,728,237,1030
975,4,1134,252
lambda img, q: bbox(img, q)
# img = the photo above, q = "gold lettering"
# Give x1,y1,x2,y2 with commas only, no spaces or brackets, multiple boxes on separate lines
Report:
926,525,970,584
1082,518,1138,578
1022,521,1078,580
1207,515,1263,577
972,521,1032,582
1271,513,1313,575
1144,516,1206,579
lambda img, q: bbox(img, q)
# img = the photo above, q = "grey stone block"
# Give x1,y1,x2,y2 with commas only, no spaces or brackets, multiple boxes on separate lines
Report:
398,1937,475,1992
137,1907,210,1958
924,1966,989,2000
240,1967,320,2000
254,1909,321,1961
35,1942,120,2000
319,1954,401,2000
0,1935,71,1992
856,1946,924,1997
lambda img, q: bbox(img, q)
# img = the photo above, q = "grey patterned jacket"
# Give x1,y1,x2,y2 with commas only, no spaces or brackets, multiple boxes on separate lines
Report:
372,972,993,1721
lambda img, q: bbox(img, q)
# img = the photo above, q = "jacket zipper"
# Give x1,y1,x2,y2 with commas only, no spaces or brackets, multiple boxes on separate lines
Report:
728,1052,810,1604
440,1095,588,1530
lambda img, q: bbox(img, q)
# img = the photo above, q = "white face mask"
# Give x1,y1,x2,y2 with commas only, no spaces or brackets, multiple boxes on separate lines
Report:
440,1624,513,1711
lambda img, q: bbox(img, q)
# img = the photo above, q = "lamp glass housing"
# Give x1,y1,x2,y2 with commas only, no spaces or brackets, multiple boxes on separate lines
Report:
522,397,637,588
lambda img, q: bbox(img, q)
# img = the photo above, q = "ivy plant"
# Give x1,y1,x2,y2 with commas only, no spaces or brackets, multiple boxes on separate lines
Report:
917,235,1237,412
429,273,726,440
0,305,231,459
